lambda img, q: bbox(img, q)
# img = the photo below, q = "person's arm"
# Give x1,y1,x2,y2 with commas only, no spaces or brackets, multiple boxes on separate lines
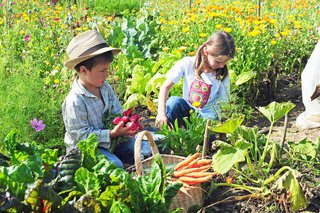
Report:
156,79,174,125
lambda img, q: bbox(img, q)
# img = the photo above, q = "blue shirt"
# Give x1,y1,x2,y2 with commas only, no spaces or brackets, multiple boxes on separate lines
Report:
62,78,123,151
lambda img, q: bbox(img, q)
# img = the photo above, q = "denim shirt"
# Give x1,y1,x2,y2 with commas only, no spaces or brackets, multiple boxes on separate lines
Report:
62,78,122,151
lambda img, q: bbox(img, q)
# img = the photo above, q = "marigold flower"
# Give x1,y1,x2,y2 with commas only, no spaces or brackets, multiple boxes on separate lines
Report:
215,24,222,29
223,28,232,33
199,33,207,38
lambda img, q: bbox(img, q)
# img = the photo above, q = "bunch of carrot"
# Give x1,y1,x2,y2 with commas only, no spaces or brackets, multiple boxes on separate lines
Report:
172,153,218,186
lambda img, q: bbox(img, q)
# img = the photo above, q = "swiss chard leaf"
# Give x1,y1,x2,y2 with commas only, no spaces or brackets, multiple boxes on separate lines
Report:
110,200,132,213
77,134,98,170
74,167,100,197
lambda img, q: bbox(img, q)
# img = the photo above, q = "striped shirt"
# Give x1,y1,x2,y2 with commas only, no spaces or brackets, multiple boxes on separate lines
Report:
62,78,122,151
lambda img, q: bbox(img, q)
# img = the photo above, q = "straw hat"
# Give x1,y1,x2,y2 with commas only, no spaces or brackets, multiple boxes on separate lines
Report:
64,30,121,69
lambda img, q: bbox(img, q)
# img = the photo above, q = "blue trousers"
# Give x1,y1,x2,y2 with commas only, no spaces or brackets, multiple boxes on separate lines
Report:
166,96,193,127
98,137,151,168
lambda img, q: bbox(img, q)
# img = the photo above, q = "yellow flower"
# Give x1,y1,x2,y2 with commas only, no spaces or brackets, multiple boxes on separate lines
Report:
223,28,232,33
189,51,195,56
178,46,187,52
20,30,25,35
199,33,207,38
215,24,222,29
182,27,190,33
280,30,289,37
54,79,60,84
159,18,165,24
271,40,277,45
192,102,201,107
83,26,88,31
248,30,260,37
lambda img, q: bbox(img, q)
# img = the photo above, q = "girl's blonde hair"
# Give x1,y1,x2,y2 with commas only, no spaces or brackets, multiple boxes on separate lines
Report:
194,31,236,81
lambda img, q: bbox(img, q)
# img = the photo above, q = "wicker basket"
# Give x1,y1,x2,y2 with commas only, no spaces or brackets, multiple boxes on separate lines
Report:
133,130,205,212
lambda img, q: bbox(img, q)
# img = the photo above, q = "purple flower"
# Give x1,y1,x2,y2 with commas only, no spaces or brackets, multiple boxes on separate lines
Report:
25,35,30,42
30,118,45,132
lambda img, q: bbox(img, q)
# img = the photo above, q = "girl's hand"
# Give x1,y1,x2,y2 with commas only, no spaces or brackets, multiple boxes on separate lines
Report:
155,114,168,127
110,121,138,138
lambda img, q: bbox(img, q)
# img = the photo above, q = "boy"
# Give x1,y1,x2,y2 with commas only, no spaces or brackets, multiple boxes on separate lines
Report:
62,30,149,168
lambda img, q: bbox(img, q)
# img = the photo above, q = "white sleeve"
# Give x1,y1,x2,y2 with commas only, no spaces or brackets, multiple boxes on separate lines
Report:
217,75,230,103
166,57,191,83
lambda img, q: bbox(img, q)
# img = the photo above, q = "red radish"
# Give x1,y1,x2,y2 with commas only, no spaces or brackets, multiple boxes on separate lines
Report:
126,121,137,131
136,122,143,130
130,114,140,122
123,108,132,116
113,117,122,125
122,116,129,123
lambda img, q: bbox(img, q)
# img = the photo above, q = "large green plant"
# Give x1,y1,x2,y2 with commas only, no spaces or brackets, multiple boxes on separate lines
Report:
208,101,311,212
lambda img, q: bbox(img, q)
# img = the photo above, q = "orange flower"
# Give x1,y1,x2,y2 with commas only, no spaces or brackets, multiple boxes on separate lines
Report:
226,176,233,184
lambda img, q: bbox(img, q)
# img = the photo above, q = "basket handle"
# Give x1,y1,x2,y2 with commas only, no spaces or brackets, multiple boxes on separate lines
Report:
202,119,211,159
134,130,160,176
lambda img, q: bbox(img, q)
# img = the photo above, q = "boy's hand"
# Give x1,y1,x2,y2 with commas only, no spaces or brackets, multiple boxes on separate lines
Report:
110,121,138,138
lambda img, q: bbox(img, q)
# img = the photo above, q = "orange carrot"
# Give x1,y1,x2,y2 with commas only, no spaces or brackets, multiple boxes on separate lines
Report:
179,175,213,185
172,165,211,177
183,171,218,178
194,159,212,167
174,153,200,171
178,158,199,170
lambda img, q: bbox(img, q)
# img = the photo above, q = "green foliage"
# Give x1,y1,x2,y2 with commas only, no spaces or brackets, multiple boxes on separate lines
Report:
157,110,207,156
209,101,312,212
85,0,145,15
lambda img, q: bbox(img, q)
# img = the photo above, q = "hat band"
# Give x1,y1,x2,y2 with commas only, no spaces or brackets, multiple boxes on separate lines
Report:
79,43,108,57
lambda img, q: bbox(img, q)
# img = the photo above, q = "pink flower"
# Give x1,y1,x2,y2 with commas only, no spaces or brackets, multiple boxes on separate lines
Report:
30,118,45,132
25,35,30,42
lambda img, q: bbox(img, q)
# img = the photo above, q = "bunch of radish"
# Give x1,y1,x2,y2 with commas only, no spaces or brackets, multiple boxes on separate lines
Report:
112,108,143,131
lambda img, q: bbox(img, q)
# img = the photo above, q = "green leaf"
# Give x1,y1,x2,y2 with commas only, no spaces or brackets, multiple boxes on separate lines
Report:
212,140,251,174
209,115,245,134
74,167,100,197
288,139,317,159
274,170,309,211
257,101,295,123
123,93,146,110
77,134,98,170
110,201,132,213
235,71,255,86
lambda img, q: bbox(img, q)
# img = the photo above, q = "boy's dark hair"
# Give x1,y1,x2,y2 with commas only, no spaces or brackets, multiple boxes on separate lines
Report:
75,51,114,72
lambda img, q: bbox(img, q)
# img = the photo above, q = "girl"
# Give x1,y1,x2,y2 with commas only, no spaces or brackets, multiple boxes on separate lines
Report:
156,31,236,127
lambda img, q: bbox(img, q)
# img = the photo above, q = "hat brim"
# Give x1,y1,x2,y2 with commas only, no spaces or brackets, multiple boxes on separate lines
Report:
64,47,121,70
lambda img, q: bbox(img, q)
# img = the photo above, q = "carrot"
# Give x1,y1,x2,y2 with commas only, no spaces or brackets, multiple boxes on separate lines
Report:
172,165,211,177
179,175,213,185
174,152,201,171
194,159,212,167
183,171,218,178
178,158,199,170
